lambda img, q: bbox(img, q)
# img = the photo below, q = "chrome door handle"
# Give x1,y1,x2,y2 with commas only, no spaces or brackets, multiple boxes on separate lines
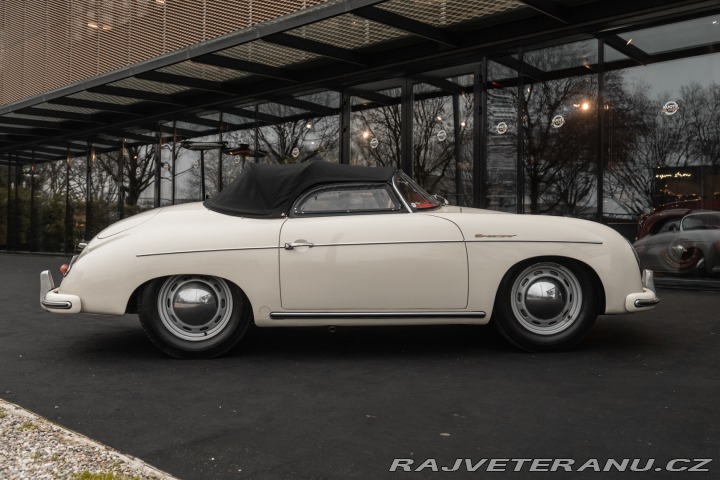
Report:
284,242,314,250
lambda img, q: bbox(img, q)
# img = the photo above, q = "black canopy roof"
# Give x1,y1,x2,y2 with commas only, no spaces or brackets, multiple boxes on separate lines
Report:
204,162,396,217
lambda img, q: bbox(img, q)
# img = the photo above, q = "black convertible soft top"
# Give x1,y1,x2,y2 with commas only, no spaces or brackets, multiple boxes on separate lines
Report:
204,162,397,217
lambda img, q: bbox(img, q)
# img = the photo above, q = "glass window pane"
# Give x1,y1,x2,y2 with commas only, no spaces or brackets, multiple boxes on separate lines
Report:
412,75,474,206
351,86,402,168
487,60,518,213
618,15,720,55
0,165,9,249
34,160,68,252
524,39,597,72
295,185,400,214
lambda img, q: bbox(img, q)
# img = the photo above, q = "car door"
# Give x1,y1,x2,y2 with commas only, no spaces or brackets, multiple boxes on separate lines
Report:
278,183,468,311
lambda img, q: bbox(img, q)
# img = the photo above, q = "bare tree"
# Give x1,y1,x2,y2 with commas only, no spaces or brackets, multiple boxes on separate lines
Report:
352,87,473,195
519,74,597,214
256,97,340,165
352,100,402,169
681,82,720,167
95,145,158,207
605,82,691,215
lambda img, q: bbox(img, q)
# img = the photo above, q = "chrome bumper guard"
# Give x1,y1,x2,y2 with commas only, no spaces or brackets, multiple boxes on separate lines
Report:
40,270,80,312
625,269,660,311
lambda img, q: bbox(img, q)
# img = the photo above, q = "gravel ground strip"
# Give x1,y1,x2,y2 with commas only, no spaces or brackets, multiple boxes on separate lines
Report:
0,398,177,480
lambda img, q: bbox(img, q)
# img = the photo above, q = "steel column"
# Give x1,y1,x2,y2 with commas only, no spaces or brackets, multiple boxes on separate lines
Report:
200,150,206,199
401,78,414,176
119,140,125,219
29,154,36,252
85,142,93,240
65,148,72,253
516,48,526,214
218,113,224,192
172,122,177,204
155,133,162,208
5,158,11,249
596,39,606,222
340,90,351,165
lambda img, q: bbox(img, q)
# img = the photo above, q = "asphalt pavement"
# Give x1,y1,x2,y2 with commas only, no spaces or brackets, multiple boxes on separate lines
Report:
1,253,719,479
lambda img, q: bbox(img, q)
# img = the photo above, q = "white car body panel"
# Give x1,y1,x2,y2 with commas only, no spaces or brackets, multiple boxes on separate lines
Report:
431,208,643,315
279,214,468,310
43,202,654,326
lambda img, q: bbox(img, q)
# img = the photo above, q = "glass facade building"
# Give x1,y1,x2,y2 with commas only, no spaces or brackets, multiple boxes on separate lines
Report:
2,0,719,279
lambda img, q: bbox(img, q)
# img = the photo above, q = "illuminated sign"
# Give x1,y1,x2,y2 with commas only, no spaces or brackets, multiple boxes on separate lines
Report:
655,172,692,179
662,101,679,116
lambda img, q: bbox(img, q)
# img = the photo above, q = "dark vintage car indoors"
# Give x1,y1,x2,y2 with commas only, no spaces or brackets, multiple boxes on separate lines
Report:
634,210,720,276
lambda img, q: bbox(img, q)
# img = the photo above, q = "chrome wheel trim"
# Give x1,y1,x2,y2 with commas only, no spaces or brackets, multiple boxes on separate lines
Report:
157,275,233,342
510,263,583,336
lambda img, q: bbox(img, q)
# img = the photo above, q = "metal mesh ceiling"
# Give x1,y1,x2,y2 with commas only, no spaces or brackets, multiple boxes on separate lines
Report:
0,0,331,106
216,40,322,67
157,62,251,83
108,78,194,95
286,13,411,49
379,0,525,26
2,0,715,165
3,112,66,123
69,91,144,106
31,103,104,116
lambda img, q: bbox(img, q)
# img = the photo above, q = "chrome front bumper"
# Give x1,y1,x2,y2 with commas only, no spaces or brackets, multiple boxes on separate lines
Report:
625,269,660,312
40,270,81,314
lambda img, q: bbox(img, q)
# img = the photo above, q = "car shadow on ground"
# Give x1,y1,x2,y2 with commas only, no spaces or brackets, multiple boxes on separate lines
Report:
64,316,663,362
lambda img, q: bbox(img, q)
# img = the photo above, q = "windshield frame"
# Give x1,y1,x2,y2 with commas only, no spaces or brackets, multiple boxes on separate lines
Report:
392,171,441,213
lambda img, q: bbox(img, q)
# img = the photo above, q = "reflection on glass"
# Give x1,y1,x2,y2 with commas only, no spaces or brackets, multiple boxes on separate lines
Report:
411,79,473,205
524,40,598,72
487,61,518,212
618,15,720,55
351,87,402,168
256,99,339,164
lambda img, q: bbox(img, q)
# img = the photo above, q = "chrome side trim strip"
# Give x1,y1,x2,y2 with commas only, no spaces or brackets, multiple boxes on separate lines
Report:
138,240,603,257
137,246,277,257
307,240,463,248
270,311,486,320
467,240,603,245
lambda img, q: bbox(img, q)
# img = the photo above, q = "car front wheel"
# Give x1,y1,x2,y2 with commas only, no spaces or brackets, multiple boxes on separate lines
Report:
493,260,598,352
139,275,252,358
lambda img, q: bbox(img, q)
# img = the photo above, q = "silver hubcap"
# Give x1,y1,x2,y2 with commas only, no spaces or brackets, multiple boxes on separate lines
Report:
510,263,582,335
157,275,233,342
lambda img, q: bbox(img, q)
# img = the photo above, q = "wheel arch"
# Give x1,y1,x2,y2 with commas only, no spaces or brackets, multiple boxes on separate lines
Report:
125,274,254,316
494,255,606,316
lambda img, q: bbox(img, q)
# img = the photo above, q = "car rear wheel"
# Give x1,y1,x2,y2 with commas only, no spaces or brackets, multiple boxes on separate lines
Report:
662,241,705,274
493,260,598,352
139,275,252,358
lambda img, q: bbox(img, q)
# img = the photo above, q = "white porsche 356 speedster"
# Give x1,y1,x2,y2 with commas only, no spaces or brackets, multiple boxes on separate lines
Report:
41,162,658,358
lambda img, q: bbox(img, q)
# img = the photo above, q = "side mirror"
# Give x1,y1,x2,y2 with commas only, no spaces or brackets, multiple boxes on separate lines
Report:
433,194,450,206
669,223,679,232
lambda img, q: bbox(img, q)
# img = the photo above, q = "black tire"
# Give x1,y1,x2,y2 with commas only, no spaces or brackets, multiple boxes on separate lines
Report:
493,260,598,352
139,275,252,359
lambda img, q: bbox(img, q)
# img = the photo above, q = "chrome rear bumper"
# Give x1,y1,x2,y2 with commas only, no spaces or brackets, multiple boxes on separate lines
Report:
40,270,81,313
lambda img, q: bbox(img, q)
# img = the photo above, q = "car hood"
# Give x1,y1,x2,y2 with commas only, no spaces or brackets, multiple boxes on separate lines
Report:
96,208,163,239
